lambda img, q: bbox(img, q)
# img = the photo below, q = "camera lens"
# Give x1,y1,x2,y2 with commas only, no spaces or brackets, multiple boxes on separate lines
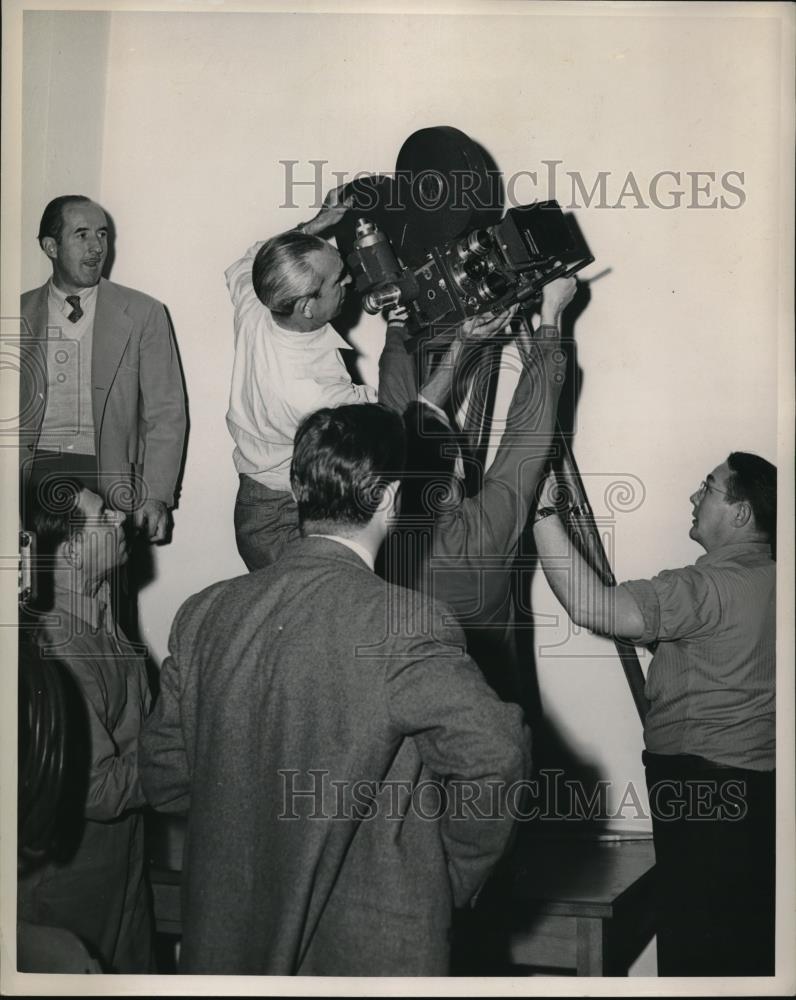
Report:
464,258,487,279
476,273,508,301
363,285,403,314
452,256,488,295
457,229,493,261
355,218,376,238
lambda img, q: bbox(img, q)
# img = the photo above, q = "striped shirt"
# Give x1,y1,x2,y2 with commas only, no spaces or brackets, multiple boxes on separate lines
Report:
621,541,775,770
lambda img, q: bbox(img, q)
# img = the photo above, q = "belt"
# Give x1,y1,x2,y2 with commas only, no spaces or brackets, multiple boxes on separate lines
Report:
642,750,738,772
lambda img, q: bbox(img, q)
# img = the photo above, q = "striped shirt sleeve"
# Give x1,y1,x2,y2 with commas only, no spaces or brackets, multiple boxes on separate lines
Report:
622,565,723,644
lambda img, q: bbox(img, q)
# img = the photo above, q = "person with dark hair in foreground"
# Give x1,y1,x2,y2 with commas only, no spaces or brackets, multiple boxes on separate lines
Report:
532,451,776,976
140,403,529,975
18,476,154,972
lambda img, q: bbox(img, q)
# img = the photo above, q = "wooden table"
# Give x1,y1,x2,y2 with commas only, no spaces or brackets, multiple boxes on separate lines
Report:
146,814,185,940
148,818,656,977
479,834,657,976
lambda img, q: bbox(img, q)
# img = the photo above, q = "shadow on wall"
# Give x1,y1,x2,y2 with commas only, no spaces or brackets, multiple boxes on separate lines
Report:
97,210,192,690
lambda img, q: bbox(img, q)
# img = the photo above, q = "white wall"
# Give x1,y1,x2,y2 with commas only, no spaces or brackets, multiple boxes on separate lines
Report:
10,5,791,984
15,5,790,975
90,4,783,806
22,11,110,286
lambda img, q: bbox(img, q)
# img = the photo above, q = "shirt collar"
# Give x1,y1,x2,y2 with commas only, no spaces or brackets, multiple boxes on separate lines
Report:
307,534,374,571
48,278,99,316
696,539,773,565
51,578,114,632
268,315,352,353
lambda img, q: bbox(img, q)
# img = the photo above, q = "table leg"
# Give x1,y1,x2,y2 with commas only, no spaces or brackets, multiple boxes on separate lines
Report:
576,917,605,976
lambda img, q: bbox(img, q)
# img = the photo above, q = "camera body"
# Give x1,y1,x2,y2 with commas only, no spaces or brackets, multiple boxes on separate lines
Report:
346,200,593,331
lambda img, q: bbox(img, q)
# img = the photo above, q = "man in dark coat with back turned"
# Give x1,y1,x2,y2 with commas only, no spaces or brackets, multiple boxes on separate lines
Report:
139,402,529,975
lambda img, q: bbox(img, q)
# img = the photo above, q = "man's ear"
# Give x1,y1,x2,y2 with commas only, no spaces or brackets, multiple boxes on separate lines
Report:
61,533,83,569
41,237,58,260
733,500,753,529
295,296,313,320
377,480,401,514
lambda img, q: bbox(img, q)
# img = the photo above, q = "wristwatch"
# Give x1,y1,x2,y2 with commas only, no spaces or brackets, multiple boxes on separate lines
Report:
533,506,560,524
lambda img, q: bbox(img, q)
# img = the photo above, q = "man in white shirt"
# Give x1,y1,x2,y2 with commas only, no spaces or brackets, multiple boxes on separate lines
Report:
227,189,515,571
226,191,376,569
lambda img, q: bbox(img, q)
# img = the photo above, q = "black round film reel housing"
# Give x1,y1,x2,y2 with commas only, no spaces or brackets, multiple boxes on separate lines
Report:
394,126,502,262
334,126,504,267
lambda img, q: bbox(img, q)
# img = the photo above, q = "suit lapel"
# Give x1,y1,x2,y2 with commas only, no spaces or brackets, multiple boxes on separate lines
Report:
21,284,49,340
92,279,133,422
20,285,50,438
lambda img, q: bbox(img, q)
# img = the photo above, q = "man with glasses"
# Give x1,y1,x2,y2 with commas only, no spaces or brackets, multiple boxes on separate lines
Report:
531,452,776,976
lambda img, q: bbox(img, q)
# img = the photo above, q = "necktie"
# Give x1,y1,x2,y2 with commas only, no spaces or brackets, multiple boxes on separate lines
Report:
65,295,83,323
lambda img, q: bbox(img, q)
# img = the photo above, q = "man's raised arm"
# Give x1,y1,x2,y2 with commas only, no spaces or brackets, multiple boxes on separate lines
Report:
532,469,646,641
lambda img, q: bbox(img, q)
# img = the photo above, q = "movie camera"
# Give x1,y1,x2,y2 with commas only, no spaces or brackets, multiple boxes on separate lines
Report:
336,129,647,723
347,201,591,329
335,127,594,335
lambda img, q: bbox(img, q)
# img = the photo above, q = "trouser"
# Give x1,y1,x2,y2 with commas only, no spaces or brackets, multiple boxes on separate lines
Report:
18,813,154,973
233,474,300,571
21,450,102,527
643,750,775,976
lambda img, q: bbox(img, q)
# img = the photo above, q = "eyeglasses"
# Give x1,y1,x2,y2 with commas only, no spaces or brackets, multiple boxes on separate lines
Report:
696,479,730,499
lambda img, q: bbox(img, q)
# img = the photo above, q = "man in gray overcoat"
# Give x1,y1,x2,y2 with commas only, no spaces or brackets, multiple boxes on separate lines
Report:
140,402,529,975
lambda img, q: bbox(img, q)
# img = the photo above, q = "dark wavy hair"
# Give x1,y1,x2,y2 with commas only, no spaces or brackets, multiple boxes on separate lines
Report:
291,403,405,533
26,475,86,611
37,195,92,247
726,451,777,555
28,475,86,552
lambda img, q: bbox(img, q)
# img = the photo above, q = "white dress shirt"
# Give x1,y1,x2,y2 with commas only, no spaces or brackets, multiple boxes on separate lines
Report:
309,534,374,571
225,242,377,492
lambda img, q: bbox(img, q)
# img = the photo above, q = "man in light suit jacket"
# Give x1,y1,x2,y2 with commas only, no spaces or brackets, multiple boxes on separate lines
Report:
20,195,186,541
140,402,530,975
